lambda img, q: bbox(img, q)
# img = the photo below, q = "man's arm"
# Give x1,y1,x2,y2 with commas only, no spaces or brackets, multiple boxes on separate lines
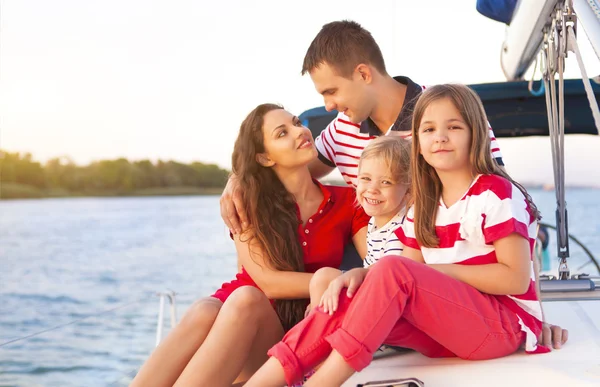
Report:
309,119,338,179
220,173,248,235
308,157,335,179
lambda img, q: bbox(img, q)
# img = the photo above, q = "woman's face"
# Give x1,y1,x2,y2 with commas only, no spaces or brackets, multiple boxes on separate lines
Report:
259,109,317,169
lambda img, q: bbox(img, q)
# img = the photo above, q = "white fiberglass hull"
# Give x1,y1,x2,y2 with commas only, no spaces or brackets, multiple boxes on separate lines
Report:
343,300,600,387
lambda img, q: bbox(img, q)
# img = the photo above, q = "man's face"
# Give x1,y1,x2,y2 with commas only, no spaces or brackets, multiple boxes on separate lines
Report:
309,62,373,124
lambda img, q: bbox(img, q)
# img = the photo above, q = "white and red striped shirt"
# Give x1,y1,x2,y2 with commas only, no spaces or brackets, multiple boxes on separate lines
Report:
314,77,504,187
396,174,545,353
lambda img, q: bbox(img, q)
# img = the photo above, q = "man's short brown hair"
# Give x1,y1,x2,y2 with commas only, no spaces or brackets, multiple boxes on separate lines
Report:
302,20,387,78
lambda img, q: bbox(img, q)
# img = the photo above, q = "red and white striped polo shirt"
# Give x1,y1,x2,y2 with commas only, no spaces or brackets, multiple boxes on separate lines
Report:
396,174,546,353
314,76,504,187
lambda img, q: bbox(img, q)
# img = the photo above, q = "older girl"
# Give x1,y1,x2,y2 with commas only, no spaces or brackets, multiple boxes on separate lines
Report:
244,85,549,387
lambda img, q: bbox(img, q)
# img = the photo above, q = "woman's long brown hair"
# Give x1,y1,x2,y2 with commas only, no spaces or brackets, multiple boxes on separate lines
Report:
231,103,305,331
410,84,541,248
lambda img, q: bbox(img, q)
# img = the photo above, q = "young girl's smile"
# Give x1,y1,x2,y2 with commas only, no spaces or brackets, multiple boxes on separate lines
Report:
357,158,408,227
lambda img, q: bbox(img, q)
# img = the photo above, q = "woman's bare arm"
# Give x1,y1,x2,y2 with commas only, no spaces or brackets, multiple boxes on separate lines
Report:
234,234,312,299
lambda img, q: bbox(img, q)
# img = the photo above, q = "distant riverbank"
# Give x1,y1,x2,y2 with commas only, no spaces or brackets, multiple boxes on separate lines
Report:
0,182,223,200
1,150,230,200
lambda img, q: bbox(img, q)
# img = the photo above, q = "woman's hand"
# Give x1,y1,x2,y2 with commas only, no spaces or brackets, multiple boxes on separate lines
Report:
319,268,368,315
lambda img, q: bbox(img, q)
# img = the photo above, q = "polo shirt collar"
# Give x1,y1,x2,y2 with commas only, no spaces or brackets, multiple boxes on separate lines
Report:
294,179,335,222
313,178,333,204
359,76,422,135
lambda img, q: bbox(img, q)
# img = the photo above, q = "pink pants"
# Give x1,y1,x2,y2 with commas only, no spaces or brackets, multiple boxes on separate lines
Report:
268,256,526,386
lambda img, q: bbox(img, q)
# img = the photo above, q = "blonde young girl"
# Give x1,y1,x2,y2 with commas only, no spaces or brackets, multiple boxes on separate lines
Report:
308,136,411,314
244,84,549,387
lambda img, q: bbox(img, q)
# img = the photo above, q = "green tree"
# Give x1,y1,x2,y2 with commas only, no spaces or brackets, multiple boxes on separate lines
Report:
1,149,230,198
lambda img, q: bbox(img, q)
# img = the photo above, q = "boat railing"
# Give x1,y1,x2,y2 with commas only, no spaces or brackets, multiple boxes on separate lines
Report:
155,290,178,347
0,290,184,385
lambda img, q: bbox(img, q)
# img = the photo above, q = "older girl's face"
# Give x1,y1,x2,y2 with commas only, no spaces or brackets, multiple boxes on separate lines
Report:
258,109,317,169
417,97,472,173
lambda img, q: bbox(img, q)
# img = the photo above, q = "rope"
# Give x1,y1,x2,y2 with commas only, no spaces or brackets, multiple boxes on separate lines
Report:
540,4,600,278
0,293,155,348
528,54,546,96
544,43,567,253
567,25,600,131
558,51,567,250
542,8,570,277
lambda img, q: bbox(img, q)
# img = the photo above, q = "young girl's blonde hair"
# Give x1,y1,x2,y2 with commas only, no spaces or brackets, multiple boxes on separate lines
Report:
410,84,541,248
358,135,412,203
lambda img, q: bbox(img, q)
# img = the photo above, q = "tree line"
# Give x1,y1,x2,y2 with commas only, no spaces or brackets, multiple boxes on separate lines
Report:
0,150,230,199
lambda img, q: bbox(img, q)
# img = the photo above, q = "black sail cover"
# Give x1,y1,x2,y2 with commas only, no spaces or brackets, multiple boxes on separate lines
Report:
299,79,600,140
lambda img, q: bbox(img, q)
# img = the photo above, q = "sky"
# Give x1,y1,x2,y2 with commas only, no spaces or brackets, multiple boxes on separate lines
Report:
1,0,600,186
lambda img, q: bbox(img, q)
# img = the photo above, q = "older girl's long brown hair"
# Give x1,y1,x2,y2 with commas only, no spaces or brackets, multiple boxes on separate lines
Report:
231,103,305,331
410,84,541,248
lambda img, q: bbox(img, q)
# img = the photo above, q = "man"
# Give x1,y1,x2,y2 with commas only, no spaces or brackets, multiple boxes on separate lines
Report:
220,19,567,349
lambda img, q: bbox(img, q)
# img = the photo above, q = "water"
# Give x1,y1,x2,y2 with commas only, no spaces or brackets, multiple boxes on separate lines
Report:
0,196,237,387
1,189,599,386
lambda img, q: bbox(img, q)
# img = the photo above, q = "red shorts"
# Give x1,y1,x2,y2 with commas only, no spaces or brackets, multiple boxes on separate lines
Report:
211,268,262,303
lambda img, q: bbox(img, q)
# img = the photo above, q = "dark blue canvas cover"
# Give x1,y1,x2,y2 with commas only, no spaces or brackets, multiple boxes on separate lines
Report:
476,0,518,24
299,79,600,139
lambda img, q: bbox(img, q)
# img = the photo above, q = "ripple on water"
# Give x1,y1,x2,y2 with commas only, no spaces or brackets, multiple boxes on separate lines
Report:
1,193,597,386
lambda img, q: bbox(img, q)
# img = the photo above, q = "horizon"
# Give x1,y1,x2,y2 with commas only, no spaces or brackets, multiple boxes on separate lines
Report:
4,138,600,189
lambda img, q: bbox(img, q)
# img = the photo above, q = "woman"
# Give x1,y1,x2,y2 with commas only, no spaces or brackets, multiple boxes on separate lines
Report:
131,103,368,386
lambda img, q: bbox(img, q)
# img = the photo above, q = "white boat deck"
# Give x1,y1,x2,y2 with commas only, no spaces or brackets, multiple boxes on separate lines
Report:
343,299,600,387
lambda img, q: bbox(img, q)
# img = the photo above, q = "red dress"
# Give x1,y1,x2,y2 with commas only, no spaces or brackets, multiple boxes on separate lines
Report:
212,181,369,302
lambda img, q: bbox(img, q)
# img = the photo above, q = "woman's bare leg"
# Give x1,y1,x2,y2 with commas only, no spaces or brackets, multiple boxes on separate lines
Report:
173,286,285,387
130,297,223,387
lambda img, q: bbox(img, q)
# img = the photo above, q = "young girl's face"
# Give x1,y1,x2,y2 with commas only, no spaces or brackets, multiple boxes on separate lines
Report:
417,97,472,173
357,157,408,220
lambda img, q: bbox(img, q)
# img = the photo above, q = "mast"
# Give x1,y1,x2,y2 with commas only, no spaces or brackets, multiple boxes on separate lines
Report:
540,0,600,279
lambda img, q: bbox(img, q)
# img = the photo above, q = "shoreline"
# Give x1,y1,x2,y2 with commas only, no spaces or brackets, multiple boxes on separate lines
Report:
3,182,599,201
0,183,224,200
